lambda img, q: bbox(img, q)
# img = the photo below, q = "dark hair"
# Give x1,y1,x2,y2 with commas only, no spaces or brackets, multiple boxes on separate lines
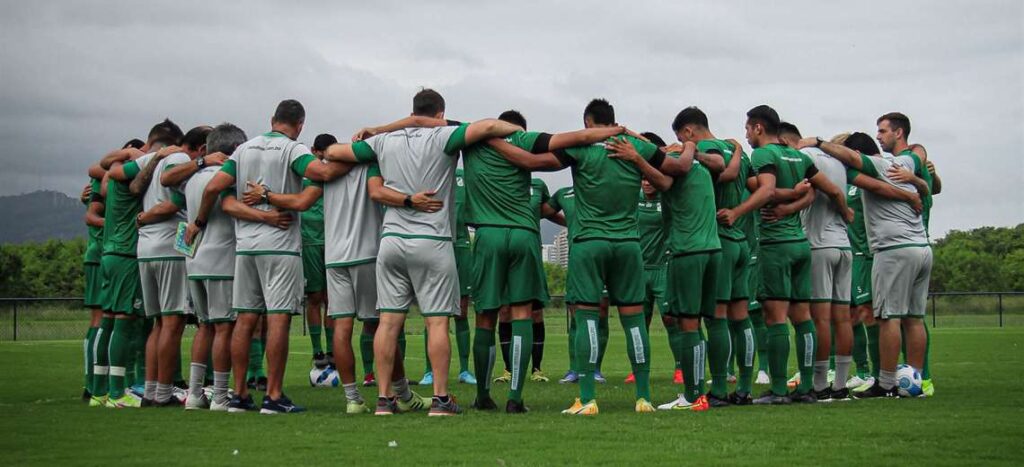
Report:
584,98,615,125
181,126,213,151
147,118,183,147
122,139,145,150
312,134,338,152
745,105,780,135
843,132,881,156
778,121,801,138
498,110,527,130
877,112,911,138
206,123,248,156
671,107,708,132
273,99,305,126
640,132,667,148
412,88,445,117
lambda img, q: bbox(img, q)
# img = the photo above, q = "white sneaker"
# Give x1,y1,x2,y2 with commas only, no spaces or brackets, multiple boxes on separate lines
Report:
845,375,868,390
853,376,876,393
209,396,230,412
185,392,210,410
657,394,695,410
827,369,836,385
755,370,771,385
172,386,189,401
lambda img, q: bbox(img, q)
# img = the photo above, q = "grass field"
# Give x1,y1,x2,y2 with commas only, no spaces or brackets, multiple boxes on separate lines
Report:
1,322,1023,466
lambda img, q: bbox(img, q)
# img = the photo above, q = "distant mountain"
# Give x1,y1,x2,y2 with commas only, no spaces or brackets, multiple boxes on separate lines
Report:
540,219,563,244
0,191,86,244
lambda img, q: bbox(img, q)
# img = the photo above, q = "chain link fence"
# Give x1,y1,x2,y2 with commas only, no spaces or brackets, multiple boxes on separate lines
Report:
0,293,1019,342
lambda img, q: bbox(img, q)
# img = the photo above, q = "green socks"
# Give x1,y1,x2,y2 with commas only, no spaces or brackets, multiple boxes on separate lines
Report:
247,338,265,380
852,321,869,376
567,315,577,372
92,317,113,397
680,330,705,402
866,323,880,378
794,320,816,394
729,317,755,394
596,315,609,371
423,327,432,373
309,324,323,355
922,322,931,379
455,318,471,373
751,309,769,372
107,318,133,399
132,318,151,387
707,318,731,399
473,327,495,400
620,313,651,401
325,325,334,355
84,327,98,392
360,330,375,375
508,319,533,402
666,325,684,370
767,323,790,396
574,310,600,403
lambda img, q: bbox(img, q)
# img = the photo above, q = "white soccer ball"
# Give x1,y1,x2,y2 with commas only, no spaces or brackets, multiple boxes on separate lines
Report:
896,364,923,397
310,367,340,387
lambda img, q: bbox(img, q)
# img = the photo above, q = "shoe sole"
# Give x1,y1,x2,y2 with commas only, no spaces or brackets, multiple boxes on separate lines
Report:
184,405,209,410
227,407,252,413
428,411,459,416
374,411,395,416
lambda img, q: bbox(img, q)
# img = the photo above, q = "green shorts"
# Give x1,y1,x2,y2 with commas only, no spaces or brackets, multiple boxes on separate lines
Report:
566,239,644,306
642,266,667,318
302,244,326,294
455,245,474,298
851,254,873,306
100,254,143,316
747,248,761,311
759,240,812,302
472,227,546,312
716,237,751,303
84,262,103,308
666,250,721,318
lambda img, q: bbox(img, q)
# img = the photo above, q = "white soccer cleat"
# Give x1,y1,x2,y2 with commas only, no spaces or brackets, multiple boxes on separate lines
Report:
209,397,231,412
185,392,210,410
657,394,695,410
755,370,771,385
845,375,868,390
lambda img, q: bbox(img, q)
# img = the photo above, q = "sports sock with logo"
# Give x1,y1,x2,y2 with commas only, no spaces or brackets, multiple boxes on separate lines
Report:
107,318,133,399
707,318,731,399
767,323,790,396
813,360,830,392
794,320,817,394
567,315,577,373
879,369,896,390
866,323,880,378
667,324,684,370
189,363,206,399
144,380,157,401
455,317,471,373
84,327,98,393
531,321,545,372
156,383,172,404
621,313,651,401
92,317,113,397
596,315,609,371
833,355,853,391
574,310,600,403
729,317,755,394
852,321,869,376
393,378,413,402
750,309,769,372
508,319,533,403
472,326,495,400
680,329,705,402
360,329,375,376
309,324,323,356
213,371,230,405
343,382,363,403
498,321,512,372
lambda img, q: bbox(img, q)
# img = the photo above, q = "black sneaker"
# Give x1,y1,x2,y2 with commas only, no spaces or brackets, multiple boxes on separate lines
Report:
752,391,791,405
854,381,898,399
154,395,186,407
830,388,852,401
227,394,257,413
728,391,753,406
429,395,462,416
313,351,329,370
471,396,498,411
82,388,92,403
706,392,731,408
375,397,398,416
813,387,833,402
141,398,156,408
505,399,529,413
788,390,817,404
260,394,305,414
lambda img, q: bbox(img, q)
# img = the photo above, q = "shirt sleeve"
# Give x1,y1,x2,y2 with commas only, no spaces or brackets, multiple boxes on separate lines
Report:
552,148,577,167
289,142,316,177
859,154,882,179
547,190,563,212
220,159,237,178
352,140,378,163
443,123,470,155
170,191,186,208
750,148,776,175
122,160,141,179
366,163,382,180
539,180,551,205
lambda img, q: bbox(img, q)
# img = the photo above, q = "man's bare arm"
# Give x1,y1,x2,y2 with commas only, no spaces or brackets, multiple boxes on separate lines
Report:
243,182,323,211
85,199,104,228
763,188,815,223
657,142,696,177
488,139,564,172
304,159,354,182
463,119,524,146
99,147,142,170
719,172,776,226
324,143,359,163
547,126,625,151
540,204,566,226
851,173,922,213
695,152,726,174
88,164,107,181
129,146,179,196
717,140,744,183
605,138,673,191
797,138,863,170
773,180,812,202
136,200,180,227
808,171,853,223
160,153,228,187
351,116,449,142
366,177,443,212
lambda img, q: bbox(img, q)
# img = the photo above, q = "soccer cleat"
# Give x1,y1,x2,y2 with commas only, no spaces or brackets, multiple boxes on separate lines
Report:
506,399,529,414
458,371,477,385
635,398,656,413
853,381,898,399
706,393,731,408
129,384,145,399
106,394,141,408
492,369,512,383
140,398,156,408
362,372,376,387
562,398,599,415
657,394,707,411
210,397,230,412
375,397,398,416
788,390,817,404
531,370,550,382
346,400,370,414
854,376,876,393
260,394,305,414
185,392,210,410
921,379,934,397
786,372,800,390
624,372,636,384
397,391,431,412
827,369,836,385
673,369,684,385
428,396,462,416
845,374,869,390
89,395,108,408
227,394,258,413
752,391,791,405
830,388,852,401
313,351,329,370
728,391,753,406
593,370,607,384
418,371,434,386
471,396,498,411
155,395,186,407
812,388,833,402
559,370,579,384
755,370,771,385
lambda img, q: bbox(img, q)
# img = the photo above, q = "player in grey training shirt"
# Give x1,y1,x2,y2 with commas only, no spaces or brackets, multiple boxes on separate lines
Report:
797,131,931,399
325,89,524,416
186,100,352,414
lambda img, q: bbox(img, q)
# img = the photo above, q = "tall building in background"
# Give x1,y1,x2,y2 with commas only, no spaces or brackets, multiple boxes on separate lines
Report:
552,228,569,268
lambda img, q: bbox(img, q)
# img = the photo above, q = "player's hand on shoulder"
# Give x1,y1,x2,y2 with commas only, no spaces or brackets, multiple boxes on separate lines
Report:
242,181,266,206
606,137,641,163
204,152,228,166
886,165,914,184
352,127,377,142
156,145,182,159
794,137,818,150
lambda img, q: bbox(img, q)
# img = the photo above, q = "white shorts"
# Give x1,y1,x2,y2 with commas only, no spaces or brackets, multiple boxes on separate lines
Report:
327,262,379,321
189,279,235,323
810,248,852,303
139,259,188,318
232,254,303,315
872,246,932,319
376,236,458,317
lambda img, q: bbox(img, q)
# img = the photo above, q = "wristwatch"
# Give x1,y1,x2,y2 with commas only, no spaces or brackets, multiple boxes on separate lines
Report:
403,195,413,208
815,137,825,148
194,218,207,230
195,156,206,169
260,185,272,204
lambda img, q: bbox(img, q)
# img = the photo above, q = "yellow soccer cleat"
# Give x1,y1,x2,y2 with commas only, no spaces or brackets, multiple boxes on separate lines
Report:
921,379,934,397
106,394,140,408
531,370,550,383
635,398,656,413
89,395,108,408
562,398,599,416
346,400,370,414
493,369,512,383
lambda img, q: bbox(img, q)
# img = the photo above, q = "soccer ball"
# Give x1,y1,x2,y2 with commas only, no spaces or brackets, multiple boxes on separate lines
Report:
896,364,923,397
309,367,340,387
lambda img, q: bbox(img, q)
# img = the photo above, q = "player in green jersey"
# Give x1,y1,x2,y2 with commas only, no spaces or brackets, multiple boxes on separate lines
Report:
304,134,336,372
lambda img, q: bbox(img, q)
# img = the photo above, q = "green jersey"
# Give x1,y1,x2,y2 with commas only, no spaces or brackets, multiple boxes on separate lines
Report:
548,186,577,241
454,168,470,247
529,177,550,220
750,143,817,244
698,138,751,241
901,149,934,237
846,178,871,257
102,163,143,257
84,177,104,264
637,192,667,267
555,135,661,242
661,156,721,254
300,178,325,246
463,131,547,232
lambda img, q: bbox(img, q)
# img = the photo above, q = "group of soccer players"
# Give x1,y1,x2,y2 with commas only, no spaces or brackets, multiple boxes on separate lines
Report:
77,89,939,415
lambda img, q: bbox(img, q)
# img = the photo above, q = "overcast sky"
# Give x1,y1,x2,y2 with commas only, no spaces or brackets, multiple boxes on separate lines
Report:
1,0,1021,238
